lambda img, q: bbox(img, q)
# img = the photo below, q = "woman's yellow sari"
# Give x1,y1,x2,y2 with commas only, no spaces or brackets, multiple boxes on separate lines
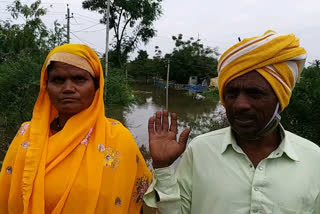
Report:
0,44,151,213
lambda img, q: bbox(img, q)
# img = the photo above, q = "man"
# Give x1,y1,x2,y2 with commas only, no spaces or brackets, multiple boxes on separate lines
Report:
144,30,320,213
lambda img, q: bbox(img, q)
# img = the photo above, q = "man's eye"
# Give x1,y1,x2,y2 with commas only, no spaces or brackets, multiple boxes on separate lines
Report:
247,89,264,99
225,92,238,99
225,88,238,99
250,93,262,99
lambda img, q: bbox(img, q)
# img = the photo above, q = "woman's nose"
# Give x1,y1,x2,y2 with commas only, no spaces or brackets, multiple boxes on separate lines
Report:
62,80,75,93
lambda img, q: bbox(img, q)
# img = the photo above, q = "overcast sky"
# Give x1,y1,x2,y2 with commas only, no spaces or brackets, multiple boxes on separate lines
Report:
1,0,320,64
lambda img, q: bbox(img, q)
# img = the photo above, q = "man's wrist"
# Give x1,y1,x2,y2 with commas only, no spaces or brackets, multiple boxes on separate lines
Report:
152,161,174,169
152,163,170,169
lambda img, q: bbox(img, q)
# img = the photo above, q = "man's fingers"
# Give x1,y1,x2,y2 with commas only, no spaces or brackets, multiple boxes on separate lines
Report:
170,112,178,133
178,129,191,146
148,116,155,136
155,111,162,133
162,110,169,131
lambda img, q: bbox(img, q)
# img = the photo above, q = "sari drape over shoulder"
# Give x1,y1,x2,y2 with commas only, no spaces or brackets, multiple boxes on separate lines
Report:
0,44,151,214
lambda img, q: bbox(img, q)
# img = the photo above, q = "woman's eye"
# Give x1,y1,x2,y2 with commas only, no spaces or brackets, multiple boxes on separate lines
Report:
51,77,64,84
74,76,86,82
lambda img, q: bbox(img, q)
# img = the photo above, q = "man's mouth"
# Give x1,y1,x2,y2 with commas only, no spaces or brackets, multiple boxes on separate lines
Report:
234,118,254,126
233,115,256,127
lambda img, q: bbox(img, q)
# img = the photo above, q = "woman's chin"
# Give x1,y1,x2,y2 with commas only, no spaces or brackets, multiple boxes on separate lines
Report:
57,106,83,116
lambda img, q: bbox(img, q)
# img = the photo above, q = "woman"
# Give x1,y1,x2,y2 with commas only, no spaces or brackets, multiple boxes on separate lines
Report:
0,44,151,213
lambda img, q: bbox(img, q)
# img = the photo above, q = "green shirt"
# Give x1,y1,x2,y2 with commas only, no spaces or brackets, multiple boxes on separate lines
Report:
144,126,320,214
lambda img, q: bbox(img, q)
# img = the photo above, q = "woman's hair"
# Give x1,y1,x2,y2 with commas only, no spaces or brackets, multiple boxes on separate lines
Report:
46,61,55,78
46,61,99,89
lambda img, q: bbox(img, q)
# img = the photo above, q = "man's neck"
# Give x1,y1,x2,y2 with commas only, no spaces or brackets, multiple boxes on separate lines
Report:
235,128,281,167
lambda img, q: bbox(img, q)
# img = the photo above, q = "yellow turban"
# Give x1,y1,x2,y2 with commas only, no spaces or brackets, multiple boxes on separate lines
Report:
218,30,307,111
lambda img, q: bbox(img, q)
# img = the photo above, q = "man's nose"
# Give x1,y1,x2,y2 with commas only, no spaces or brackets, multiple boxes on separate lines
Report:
233,92,251,111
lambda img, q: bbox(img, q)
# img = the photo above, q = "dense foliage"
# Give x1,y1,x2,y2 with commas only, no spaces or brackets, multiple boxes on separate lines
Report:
281,62,320,145
0,0,65,156
127,50,165,82
128,34,219,84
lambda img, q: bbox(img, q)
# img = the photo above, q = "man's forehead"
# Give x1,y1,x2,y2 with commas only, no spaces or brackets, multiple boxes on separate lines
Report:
226,71,270,89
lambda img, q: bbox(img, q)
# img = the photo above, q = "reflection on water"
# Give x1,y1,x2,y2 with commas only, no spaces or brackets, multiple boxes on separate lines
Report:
107,83,228,147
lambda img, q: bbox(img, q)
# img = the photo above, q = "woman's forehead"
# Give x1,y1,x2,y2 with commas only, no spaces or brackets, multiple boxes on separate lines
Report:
46,52,96,77
49,61,92,76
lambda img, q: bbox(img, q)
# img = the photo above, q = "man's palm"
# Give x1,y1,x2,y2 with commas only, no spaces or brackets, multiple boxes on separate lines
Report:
148,110,190,168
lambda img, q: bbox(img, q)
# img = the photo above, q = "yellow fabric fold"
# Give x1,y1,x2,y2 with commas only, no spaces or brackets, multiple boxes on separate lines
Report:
217,30,307,111
0,44,151,214
46,52,96,78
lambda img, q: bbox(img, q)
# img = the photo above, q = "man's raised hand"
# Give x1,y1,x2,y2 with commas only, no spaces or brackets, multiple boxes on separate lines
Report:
148,110,190,168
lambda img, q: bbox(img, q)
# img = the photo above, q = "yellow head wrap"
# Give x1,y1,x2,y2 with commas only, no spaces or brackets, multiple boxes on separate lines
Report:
218,30,307,111
46,52,96,77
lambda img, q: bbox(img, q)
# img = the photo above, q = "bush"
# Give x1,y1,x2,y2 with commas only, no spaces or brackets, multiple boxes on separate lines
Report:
104,68,134,106
202,88,220,103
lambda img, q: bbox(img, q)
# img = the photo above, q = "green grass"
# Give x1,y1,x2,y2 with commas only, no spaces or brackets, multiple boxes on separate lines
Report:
202,88,220,102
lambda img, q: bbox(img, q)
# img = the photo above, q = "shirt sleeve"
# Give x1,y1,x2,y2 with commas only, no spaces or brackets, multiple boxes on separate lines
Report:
143,146,193,214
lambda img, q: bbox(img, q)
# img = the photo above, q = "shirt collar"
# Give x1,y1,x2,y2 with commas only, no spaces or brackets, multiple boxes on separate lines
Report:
220,125,299,161
220,127,239,154
273,125,299,161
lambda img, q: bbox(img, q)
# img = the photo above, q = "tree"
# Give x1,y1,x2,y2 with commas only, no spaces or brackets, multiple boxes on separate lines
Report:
82,0,163,68
47,20,68,49
128,50,150,80
127,47,166,82
167,34,219,84
6,0,48,51
127,36,219,84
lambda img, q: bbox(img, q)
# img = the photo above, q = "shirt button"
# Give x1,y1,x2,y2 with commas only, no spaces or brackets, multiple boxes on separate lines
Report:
259,166,263,170
254,187,259,191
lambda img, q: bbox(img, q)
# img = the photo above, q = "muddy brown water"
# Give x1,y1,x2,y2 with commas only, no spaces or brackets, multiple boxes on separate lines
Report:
107,82,226,149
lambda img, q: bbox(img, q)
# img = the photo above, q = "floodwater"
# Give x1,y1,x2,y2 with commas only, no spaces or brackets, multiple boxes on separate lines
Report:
107,82,228,148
